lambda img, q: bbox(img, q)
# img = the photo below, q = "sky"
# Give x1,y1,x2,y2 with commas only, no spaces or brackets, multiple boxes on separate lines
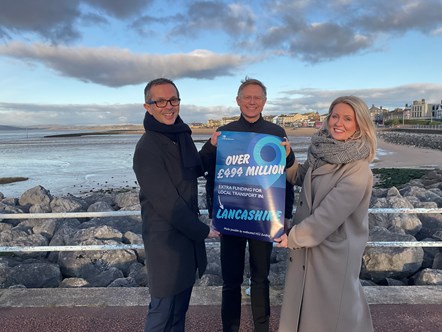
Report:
1,0,442,127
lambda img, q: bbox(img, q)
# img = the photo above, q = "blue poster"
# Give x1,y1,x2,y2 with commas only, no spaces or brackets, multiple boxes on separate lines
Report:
212,131,286,242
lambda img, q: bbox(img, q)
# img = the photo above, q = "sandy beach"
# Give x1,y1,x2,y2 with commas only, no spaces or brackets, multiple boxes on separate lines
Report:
192,127,442,169
192,127,318,137
374,140,442,169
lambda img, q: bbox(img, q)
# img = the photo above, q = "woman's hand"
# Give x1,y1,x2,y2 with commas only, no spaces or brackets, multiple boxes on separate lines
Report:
210,131,222,147
274,233,288,248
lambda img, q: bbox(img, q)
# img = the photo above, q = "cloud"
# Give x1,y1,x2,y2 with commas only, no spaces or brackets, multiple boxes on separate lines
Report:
180,104,239,123
270,83,442,114
1,0,441,64
256,0,442,62
0,42,249,87
0,1,81,43
170,1,256,38
287,23,373,62
0,101,238,127
0,0,153,43
352,0,442,34
2,83,441,127
0,102,143,126
83,0,152,19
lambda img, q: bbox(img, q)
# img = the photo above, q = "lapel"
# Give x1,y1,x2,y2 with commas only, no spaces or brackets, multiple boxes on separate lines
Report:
309,163,342,208
150,131,180,186
311,163,339,176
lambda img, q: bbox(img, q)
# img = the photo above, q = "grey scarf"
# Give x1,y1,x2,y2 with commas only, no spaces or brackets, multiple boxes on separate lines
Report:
308,129,370,170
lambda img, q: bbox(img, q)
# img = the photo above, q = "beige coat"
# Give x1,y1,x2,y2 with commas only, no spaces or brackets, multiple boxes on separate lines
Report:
279,159,373,332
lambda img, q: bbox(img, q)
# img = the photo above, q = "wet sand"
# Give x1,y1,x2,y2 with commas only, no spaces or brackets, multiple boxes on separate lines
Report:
374,139,442,169
191,127,318,137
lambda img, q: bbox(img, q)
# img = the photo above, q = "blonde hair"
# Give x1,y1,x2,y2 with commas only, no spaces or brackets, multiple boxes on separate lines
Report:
325,96,377,161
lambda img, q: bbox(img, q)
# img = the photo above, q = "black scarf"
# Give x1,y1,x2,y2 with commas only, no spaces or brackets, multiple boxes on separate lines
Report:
143,112,204,180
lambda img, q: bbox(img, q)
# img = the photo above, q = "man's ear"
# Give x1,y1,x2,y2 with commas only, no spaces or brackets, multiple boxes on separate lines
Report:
144,103,151,114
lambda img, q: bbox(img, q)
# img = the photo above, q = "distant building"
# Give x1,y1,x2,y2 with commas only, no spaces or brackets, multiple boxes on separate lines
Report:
411,99,431,119
403,104,412,121
220,116,239,126
207,119,222,128
383,108,404,123
190,122,204,128
277,113,306,127
202,98,441,129
369,105,387,125
431,100,442,121
410,99,442,121
263,115,277,124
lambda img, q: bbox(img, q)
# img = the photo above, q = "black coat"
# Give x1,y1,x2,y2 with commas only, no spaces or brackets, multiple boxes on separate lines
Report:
133,131,209,298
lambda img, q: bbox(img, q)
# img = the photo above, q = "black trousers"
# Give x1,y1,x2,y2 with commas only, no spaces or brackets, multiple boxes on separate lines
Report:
144,286,193,332
221,234,273,332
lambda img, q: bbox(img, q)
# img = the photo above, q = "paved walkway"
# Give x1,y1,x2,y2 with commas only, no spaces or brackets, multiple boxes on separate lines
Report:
0,286,441,332
1,304,442,331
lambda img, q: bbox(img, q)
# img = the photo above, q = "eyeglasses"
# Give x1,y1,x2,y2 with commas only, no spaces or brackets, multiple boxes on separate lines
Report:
146,98,181,108
240,95,266,103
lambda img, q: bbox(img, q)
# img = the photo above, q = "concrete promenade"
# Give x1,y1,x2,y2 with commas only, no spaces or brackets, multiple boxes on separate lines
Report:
0,286,441,331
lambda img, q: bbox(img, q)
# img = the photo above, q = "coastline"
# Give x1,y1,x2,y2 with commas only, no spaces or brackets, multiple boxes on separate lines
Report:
1,127,440,193
374,139,442,169
192,127,442,169
191,127,318,137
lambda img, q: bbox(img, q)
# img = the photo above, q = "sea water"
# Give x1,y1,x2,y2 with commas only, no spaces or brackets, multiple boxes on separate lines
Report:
0,129,310,198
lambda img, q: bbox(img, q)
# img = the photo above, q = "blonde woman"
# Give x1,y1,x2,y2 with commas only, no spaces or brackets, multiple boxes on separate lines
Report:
276,96,377,332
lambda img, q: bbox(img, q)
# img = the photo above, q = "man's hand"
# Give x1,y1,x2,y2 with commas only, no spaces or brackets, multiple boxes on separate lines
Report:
208,228,220,238
210,131,222,147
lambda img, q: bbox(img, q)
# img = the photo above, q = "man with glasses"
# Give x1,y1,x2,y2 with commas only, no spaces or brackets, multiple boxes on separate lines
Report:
133,78,219,331
200,77,295,332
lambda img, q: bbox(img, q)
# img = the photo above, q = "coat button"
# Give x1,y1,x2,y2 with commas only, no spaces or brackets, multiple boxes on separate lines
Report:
289,257,292,262
300,201,303,206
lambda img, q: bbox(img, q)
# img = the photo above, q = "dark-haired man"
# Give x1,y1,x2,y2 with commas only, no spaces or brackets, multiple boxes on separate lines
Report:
133,78,219,331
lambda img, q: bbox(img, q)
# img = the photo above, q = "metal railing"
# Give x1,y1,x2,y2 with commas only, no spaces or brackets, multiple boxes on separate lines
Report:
1,208,441,252
401,124,442,130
